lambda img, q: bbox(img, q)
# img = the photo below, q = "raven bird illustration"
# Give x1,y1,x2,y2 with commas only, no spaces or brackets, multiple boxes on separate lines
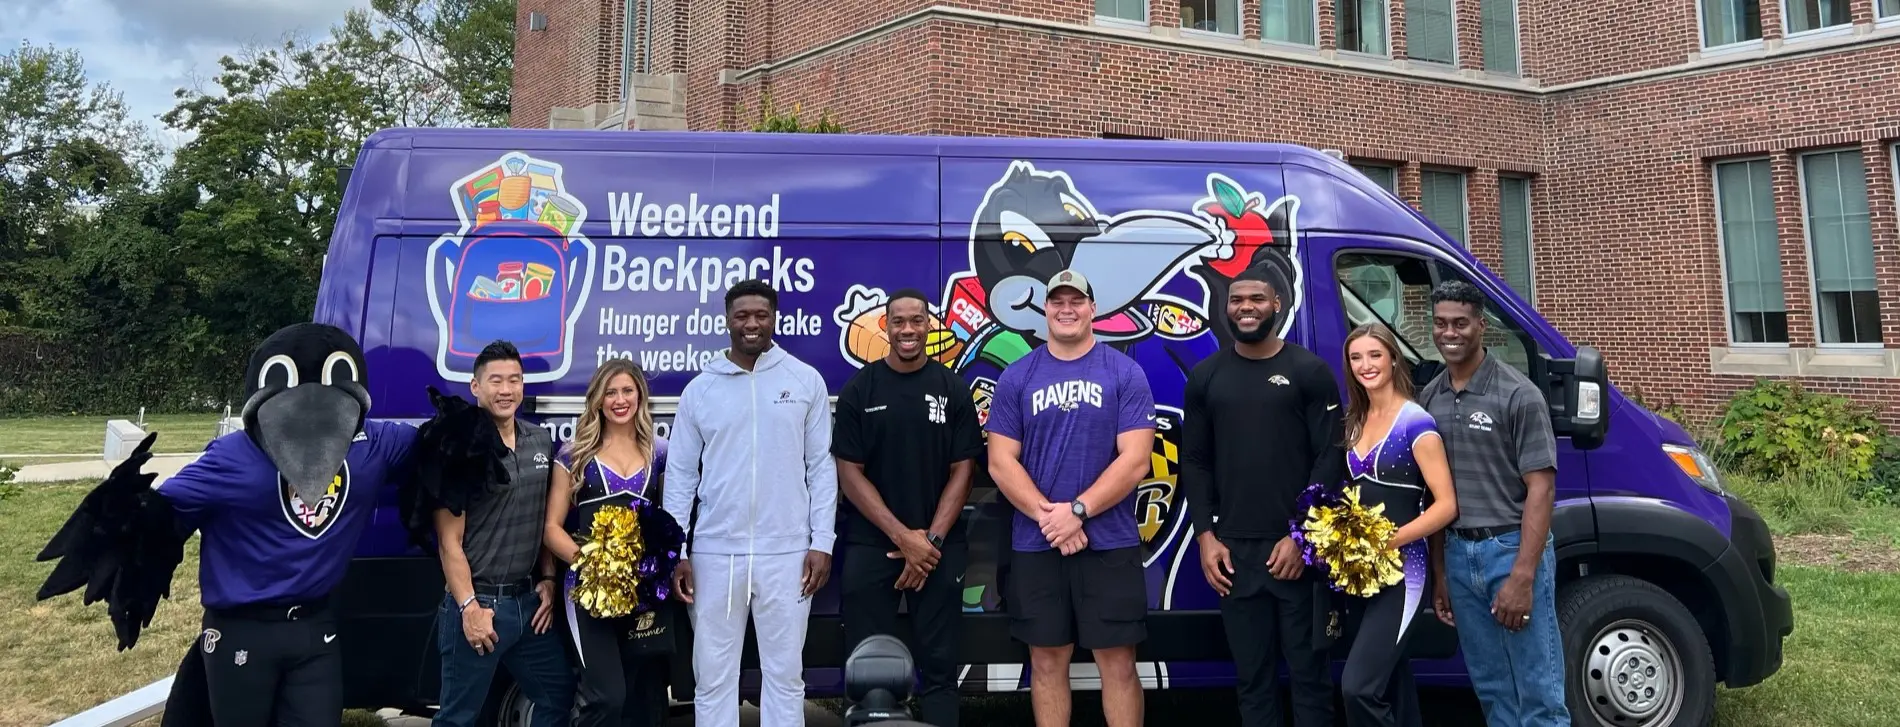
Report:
969,161,1225,345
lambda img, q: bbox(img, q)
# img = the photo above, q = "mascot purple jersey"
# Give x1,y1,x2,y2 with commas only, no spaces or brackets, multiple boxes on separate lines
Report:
162,420,417,609
34,322,508,726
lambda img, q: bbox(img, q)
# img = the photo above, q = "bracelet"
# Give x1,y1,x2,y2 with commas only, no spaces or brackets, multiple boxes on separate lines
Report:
459,594,477,610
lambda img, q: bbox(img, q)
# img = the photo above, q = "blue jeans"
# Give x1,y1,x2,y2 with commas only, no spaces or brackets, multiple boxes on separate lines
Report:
435,590,576,727
1445,530,1570,727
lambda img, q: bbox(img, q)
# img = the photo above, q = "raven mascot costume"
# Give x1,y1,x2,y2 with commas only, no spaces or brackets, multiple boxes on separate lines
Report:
34,322,509,725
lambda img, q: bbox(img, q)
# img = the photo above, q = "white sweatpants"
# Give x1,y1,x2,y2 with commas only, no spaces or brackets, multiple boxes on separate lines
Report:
687,551,812,727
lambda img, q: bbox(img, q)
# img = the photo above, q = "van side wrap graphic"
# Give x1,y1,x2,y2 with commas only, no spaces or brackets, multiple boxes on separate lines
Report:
831,161,1308,637
426,152,599,383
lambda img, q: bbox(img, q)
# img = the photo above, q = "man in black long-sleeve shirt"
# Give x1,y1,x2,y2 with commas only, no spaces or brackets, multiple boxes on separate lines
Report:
1182,261,1345,727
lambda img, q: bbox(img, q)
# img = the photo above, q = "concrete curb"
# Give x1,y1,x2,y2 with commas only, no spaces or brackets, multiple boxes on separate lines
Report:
13,454,202,484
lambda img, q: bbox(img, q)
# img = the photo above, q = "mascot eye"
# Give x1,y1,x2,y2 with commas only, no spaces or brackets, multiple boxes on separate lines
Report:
1003,231,1035,252
322,351,360,387
259,354,298,390
1063,203,1086,220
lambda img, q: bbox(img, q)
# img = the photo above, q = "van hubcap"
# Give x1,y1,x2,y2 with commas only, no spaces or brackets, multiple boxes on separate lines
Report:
1582,619,1682,726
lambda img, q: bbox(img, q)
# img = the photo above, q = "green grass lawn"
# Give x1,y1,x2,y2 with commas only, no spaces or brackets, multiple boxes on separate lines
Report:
3,479,1894,726
0,413,220,461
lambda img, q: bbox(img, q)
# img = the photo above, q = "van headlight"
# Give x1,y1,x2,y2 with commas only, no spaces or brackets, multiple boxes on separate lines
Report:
1663,444,1724,495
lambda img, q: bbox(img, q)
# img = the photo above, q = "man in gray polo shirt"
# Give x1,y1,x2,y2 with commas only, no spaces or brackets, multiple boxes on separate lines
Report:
1418,281,1570,727
433,340,575,727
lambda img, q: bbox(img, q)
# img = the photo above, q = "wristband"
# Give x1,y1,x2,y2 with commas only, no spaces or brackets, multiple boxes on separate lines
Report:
459,594,477,610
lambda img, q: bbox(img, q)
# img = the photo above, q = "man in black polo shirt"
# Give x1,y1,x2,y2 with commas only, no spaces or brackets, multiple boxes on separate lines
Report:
1418,281,1570,727
833,289,986,727
433,341,575,727
1181,262,1344,727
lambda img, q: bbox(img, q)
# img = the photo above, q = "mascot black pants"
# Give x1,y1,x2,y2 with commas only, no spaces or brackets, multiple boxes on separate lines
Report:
168,601,343,727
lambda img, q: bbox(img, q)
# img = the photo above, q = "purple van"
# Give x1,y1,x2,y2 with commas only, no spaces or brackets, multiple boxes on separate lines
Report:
318,129,1792,727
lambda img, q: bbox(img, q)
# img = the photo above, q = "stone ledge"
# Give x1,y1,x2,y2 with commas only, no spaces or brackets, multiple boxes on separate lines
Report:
1709,346,1899,378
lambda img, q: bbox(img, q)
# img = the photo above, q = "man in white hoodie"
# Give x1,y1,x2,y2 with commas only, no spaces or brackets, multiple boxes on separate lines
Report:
665,279,840,727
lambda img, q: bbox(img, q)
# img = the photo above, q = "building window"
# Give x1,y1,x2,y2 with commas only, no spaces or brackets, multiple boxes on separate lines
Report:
1405,0,1456,64
1338,0,1388,55
1420,169,1467,245
1783,0,1851,34
1799,149,1882,344
1480,0,1519,74
1700,0,1763,48
1263,0,1318,45
1713,159,1788,344
1499,176,1534,300
1097,0,1147,23
1353,163,1398,192
1181,0,1240,33
1884,0,1900,18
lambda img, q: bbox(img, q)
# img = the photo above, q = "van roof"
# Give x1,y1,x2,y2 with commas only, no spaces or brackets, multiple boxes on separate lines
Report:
363,126,1324,166
353,126,1439,236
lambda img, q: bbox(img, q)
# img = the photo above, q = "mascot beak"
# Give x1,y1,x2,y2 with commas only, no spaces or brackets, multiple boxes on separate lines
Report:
245,381,369,508
240,327,373,509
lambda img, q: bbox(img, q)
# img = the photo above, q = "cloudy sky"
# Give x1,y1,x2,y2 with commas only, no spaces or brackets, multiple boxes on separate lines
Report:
7,0,369,146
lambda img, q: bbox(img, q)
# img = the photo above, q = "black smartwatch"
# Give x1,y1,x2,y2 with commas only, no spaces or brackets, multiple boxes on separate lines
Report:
926,532,944,549
1071,501,1089,520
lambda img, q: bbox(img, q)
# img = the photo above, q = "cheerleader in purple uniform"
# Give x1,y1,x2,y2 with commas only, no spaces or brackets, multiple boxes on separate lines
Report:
1337,324,1460,727
545,359,677,727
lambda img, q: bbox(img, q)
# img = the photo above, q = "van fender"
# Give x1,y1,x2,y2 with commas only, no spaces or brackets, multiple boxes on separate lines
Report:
1587,497,1728,569
1568,497,1776,687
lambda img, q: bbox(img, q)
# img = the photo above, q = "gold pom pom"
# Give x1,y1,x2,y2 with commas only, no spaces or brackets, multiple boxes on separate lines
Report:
570,505,646,619
1299,485,1404,598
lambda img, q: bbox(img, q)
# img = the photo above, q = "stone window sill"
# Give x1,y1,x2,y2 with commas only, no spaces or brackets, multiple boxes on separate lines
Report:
1708,346,1899,378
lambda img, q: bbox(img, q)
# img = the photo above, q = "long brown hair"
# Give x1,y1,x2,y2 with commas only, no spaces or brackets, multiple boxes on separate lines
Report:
566,359,656,492
1343,323,1415,448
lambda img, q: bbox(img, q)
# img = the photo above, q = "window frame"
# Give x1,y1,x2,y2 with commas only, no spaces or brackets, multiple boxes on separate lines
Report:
1336,0,1393,58
1498,174,1536,303
1403,0,1460,67
1695,0,1767,55
1478,0,1522,75
1883,0,1900,26
1419,167,1470,248
1179,0,1244,37
1710,155,1790,347
1352,162,1400,194
1329,243,1545,382
1094,0,1151,30
1780,0,1856,40
1260,0,1321,48
1795,146,1884,349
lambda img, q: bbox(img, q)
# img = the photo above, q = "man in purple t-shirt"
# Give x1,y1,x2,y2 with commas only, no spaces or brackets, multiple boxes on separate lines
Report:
987,269,1156,727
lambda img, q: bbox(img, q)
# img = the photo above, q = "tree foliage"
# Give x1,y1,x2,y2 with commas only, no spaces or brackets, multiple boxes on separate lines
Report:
1,4,515,414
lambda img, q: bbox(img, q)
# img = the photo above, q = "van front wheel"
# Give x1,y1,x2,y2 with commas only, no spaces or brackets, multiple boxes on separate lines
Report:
479,679,535,727
1558,574,1715,727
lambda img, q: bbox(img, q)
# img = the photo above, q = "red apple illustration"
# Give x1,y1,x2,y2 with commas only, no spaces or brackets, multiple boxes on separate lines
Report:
1199,177,1275,280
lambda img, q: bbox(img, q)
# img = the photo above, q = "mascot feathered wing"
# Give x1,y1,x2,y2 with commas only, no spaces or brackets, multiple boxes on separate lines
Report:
31,322,510,724
34,431,185,650
401,385,513,548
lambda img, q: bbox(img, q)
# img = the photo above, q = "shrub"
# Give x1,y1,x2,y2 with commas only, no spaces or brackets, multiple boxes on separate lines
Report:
1857,435,1900,507
739,94,844,133
1715,379,1884,483
0,463,18,503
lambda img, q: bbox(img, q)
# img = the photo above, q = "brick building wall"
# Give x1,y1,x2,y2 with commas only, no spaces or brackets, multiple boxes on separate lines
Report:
512,0,1900,429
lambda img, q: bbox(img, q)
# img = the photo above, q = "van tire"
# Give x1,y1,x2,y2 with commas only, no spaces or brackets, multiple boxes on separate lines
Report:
478,674,532,727
1558,574,1715,727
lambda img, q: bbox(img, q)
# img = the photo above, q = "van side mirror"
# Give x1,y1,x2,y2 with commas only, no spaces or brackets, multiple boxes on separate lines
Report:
1536,346,1609,450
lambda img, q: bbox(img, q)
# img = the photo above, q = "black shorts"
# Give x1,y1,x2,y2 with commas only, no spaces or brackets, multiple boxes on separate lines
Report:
1007,546,1148,650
